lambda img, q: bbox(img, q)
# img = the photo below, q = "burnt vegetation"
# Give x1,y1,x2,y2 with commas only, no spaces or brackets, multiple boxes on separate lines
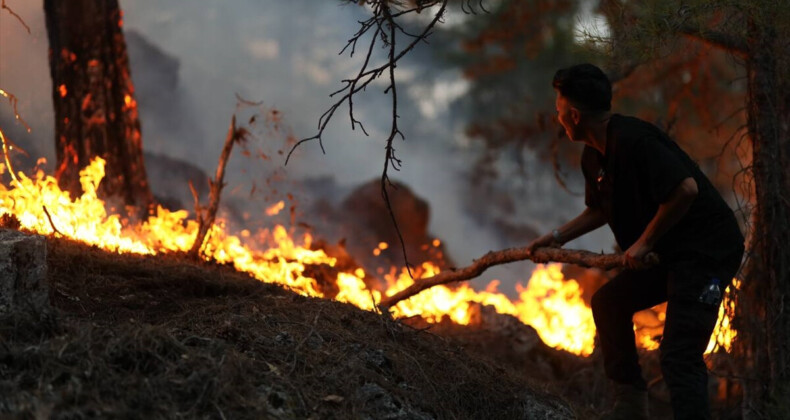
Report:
1,0,788,418
1,235,574,419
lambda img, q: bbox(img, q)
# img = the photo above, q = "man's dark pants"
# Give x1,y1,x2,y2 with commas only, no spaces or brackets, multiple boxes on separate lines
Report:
591,252,742,420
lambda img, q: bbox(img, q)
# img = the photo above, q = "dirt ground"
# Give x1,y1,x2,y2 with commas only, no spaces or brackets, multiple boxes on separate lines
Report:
1,235,575,419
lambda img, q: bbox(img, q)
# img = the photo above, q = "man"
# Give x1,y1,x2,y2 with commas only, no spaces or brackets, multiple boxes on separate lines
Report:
526,63,744,419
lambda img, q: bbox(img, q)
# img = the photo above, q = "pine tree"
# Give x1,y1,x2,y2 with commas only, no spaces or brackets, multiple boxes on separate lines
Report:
44,0,152,213
597,1,790,415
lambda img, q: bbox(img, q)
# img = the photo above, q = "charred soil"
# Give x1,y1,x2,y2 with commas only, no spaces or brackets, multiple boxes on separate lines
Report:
1,235,574,419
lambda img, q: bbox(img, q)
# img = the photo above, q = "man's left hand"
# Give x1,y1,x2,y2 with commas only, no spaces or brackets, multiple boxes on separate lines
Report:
624,240,653,269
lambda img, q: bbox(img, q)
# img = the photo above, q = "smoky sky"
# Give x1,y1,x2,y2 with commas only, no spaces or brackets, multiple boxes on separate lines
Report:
0,0,615,295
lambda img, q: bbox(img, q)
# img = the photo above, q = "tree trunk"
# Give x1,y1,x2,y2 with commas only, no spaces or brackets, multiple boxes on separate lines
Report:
738,17,790,418
44,0,152,213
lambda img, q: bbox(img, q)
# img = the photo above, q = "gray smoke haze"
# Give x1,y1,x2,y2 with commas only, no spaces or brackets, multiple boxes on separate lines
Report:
0,0,615,295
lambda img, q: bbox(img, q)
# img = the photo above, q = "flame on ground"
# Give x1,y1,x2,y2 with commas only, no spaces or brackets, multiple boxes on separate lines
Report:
0,157,736,357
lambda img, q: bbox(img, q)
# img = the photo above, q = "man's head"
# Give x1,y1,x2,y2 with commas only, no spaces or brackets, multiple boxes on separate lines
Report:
552,64,612,142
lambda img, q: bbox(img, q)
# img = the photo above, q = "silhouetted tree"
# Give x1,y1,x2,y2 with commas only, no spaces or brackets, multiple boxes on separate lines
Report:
44,0,152,213
594,1,790,416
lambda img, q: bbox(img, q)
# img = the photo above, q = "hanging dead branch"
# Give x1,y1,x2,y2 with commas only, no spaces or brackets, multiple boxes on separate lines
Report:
284,0,467,276
1,0,30,34
0,89,31,133
189,115,249,259
284,1,450,164
379,246,659,309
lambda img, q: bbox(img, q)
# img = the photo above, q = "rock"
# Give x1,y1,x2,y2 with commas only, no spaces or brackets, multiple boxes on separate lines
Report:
516,390,577,419
0,229,48,313
475,304,542,355
257,384,297,419
354,382,434,420
362,348,392,370
340,179,454,271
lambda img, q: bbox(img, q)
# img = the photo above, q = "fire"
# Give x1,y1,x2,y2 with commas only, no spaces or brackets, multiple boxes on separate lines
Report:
265,200,285,216
381,263,597,355
123,94,136,110
373,241,388,256
707,279,739,353
0,157,737,357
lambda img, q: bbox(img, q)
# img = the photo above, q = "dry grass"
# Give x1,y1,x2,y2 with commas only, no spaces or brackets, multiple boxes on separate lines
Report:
1,235,574,419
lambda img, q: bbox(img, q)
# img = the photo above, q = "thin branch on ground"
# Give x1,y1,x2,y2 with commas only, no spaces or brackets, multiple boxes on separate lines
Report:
42,205,63,236
380,246,659,309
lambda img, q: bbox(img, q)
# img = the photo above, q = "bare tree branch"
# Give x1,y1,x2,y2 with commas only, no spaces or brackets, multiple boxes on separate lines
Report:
189,115,248,259
188,180,202,225
0,89,32,133
285,0,451,275
1,0,31,34
285,1,449,165
380,246,659,309
379,2,415,276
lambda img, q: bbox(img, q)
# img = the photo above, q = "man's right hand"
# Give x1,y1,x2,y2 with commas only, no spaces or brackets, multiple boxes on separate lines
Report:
525,232,563,263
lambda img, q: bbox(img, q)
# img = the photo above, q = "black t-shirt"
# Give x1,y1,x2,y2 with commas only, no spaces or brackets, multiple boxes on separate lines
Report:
582,114,744,267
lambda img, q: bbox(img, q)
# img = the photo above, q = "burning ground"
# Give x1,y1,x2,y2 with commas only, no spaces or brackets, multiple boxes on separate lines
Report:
0,157,741,418
1,235,575,419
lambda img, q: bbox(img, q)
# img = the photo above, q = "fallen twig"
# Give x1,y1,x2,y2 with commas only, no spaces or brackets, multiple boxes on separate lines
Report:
379,246,659,309
42,205,63,236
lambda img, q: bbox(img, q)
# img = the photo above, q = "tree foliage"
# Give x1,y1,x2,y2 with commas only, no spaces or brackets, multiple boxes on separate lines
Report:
583,0,790,417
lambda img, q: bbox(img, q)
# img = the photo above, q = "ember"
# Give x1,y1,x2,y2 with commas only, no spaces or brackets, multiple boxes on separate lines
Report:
265,200,285,216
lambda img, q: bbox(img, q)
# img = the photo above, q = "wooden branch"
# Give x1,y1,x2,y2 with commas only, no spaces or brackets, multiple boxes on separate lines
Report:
285,0,448,165
189,115,244,259
42,205,63,236
379,246,659,309
188,180,202,225
1,0,31,34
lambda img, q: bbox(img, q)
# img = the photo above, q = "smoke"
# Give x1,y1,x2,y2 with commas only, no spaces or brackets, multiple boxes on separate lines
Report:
0,0,615,296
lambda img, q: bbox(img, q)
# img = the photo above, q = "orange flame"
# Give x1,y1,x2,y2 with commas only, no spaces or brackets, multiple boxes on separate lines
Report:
379,263,597,355
265,200,285,216
0,157,737,357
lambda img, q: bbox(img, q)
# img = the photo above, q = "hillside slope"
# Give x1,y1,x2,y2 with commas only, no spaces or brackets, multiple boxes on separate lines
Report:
1,234,574,419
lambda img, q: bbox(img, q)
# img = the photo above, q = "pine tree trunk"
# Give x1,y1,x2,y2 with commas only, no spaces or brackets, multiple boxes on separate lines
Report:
739,18,790,418
44,0,152,213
